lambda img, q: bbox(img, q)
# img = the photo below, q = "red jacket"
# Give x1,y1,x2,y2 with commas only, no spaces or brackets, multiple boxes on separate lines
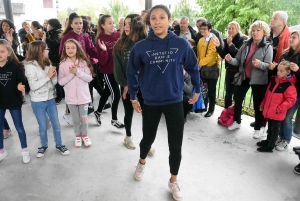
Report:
260,75,297,121
273,26,290,63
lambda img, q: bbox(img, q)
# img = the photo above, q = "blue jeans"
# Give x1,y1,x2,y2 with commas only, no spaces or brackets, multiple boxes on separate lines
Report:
31,99,62,147
0,109,27,149
279,97,300,143
3,117,10,130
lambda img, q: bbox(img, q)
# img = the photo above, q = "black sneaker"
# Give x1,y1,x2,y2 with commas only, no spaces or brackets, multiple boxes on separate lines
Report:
257,146,273,153
256,140,269,147
94,111,102,125
103,103,111,110
88,103,94,114
111,120,125,128
250,122,255,127
56,145,70,156
294,163,300,175
55,98,62,105
37,146,48,158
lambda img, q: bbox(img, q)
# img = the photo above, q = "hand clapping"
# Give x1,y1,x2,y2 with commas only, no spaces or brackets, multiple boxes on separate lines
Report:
225,54,232,61
252,59,260,67
69,64,78,74
47,67,57,78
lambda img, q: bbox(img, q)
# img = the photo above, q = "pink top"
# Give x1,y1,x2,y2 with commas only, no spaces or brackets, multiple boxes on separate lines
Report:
245,43,257,78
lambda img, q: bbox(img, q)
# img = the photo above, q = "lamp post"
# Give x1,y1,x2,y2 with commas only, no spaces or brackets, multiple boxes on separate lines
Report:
2,0,14,23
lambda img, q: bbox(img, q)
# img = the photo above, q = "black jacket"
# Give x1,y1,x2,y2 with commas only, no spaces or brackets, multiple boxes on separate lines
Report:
0,58,25,110
173,25,197,42
46,28,62,64
196,28,224,48
216,33,248,70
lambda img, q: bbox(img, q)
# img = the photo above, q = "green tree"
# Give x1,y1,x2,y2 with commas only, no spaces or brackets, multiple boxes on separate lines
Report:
76,0,102,24
172,0,197,27
57,10,69,23
101,0,134,29
196,0,300,34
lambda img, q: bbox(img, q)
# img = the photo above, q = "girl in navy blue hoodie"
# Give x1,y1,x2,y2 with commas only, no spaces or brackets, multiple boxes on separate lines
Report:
127,5,201,201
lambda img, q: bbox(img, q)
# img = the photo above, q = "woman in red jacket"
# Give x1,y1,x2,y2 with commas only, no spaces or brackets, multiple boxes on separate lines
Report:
257,61,296,152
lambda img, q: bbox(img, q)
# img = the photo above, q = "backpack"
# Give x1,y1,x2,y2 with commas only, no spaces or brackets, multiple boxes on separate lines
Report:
218,106,234,127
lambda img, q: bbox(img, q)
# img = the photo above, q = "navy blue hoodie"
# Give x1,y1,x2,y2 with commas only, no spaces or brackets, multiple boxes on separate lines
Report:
127,31,201,106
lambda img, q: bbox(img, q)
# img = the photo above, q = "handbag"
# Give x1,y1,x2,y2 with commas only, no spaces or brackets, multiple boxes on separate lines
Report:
200,38,219,80
232,71,245,86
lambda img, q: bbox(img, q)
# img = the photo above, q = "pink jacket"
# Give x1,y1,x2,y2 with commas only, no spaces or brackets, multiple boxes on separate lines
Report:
58,58,93,105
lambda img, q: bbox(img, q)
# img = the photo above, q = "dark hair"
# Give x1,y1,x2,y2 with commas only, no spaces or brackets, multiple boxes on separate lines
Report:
31,21,43,30
82,19,89,33
96,15,112,38
48,18,62,30
200,21,212,30
0,19,17,37
114,14,147,54
81,15,87,20
145,4,171,26
61,12,82,37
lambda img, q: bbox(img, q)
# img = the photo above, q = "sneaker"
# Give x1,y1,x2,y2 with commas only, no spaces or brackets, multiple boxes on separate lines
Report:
88,103,94,114
253,130,261,139
94,111,102,125
276,140,288,151
228,121,241,131
257,146,273,152
148,147,156,156
168,180,183,201
256,140,269,147
134,160,145,181
56,145,70,156
37,146,48,158
22,149,30,164
111,120,125,128
3,129,12,139
63,113,73,126
250,121,255,127
55,98,62,105
275,137,282,146
294,163,300,175
0,149,7,162
82,135,92,147
75,136,82,148
124,136,136,149
103,102,111,110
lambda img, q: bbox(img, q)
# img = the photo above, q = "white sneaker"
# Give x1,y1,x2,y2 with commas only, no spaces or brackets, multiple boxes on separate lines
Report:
147,147,156,156
0,149,7,162
134,160,145,181
82,135,92,147
63,113,73,126
276,140,288,151
275,137,282,146
75,137,82,148
124,136,136,149
253,130,261,139
168,180,183,201
228,121,241,130
22,150,30,164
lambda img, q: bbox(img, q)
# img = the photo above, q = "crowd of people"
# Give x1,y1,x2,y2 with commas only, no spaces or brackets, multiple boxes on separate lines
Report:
0,4,300,201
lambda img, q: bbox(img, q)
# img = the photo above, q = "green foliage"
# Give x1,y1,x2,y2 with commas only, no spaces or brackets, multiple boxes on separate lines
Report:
101,0,134,29
57,10,69,23
172,0,197,27
76,0,101,24
196,0,300,34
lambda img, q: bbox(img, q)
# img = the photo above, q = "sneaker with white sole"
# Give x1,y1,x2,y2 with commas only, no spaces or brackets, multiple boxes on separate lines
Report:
228,121,241,130
0,149,7,162
94,111,102,125
37,146,48,158
147,147,156,156
82,135,92,147
56,145,70,156
22,149,30,164
63,113,73,126
168,180,183,201
111,120,125,128
276,140,288,151
75,137,82,148
253,130,261,139
275,137,282,146
134,160,145,181
3,129,12,139
124,136,136,149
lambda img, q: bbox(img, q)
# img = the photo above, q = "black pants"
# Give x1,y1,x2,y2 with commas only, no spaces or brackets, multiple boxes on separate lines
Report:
266,119,281,147
96,73,120,120
183,96,193,118
140,102,184,175
233,78,267,130
224,68,238,108
53,63,64,100
121,86,143,137
203,78,218,112
89,63,104,101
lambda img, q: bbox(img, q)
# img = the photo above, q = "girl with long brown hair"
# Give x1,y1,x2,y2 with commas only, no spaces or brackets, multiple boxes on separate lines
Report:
59,39,93,148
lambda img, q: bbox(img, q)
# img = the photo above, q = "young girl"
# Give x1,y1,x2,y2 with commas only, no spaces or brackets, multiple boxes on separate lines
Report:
127,5,201,200
114,14,146,149
94,15,124,128
24,40,70,158
0,39,30,163
257,61,297,152
59,39,93,148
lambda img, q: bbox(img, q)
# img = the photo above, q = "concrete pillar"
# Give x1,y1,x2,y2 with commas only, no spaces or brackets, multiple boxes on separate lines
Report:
145,0,152,10
2,0,14,23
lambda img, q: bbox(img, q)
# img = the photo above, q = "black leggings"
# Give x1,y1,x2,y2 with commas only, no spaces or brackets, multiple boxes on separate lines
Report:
266,119,281,147
89,63,104,101
96,73,120,120
140,101,184,175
